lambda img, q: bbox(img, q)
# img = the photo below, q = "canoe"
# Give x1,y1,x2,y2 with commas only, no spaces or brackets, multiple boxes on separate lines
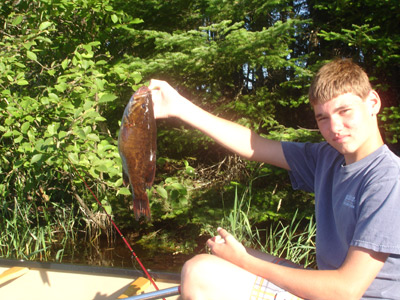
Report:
0,258,180,300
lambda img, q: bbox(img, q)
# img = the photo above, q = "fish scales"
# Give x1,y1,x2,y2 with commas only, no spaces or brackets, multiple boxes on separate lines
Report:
118,86,157,221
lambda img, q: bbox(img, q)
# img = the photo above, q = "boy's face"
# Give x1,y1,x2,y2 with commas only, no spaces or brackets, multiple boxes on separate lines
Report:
313,91,382,164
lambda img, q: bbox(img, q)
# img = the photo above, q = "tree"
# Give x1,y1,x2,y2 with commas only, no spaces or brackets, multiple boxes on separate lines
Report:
307,0,400,151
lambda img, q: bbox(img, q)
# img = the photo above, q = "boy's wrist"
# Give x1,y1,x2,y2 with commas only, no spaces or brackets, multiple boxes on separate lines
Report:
174,95,197,120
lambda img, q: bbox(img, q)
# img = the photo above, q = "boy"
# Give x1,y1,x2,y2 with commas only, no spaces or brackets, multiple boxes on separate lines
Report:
149,59,400,299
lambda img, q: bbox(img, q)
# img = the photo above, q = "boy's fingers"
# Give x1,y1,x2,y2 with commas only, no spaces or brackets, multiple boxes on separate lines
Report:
217,228,234,242
217,227,228,237
214,235,225,244
148,79,162,90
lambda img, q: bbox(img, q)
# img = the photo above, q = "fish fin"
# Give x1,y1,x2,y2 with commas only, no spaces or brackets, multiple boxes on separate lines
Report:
145,166,156,189
122,170,130,186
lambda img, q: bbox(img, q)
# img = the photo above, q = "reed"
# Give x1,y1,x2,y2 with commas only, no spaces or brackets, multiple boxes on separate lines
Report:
0,194,80,262
220,181,316,268
219,182,256,248
256,211,316,268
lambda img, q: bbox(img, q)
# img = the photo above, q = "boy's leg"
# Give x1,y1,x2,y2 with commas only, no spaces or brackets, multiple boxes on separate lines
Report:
181,254,257,300
180,253,304,300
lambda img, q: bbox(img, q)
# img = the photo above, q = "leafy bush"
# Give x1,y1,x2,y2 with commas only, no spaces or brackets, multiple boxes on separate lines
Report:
0,0,141,260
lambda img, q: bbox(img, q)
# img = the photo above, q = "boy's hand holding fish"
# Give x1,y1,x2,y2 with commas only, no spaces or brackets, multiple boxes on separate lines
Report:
149,79,188,120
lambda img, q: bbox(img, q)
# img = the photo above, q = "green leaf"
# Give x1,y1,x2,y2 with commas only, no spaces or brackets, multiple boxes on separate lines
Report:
130,18,144,25
68,153,79,164
111,14,118,24
14,135,23,143
17,79,29,86
99,93,117,103
87,133,100,142
156,186,168,199
170,183,187,195
103,204,112,215
27,51,37,61
114,178,123,187
39,21,53,31
61,58,70,70
12,15,24,26
132,73,143,84
47,123,59,136
21,122,30,134
118,187,131,195
14,159,24,168
58,131,68,139
95,163,109,173
31,154,43,164
3,131,13,138
74,129,86,140
179,197,188,206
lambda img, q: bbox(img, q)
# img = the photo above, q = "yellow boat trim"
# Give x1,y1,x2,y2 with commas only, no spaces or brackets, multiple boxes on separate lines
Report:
118,277,151,298
0,267,29,285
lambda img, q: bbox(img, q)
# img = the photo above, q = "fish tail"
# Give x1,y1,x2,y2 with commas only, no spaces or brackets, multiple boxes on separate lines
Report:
133,193,151,221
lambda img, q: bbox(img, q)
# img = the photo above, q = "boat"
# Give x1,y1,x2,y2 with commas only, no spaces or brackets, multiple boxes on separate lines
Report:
0,258,180,300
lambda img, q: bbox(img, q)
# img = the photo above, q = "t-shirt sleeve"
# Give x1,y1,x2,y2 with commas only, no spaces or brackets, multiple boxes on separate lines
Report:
352,175,400,255
281,141,322,193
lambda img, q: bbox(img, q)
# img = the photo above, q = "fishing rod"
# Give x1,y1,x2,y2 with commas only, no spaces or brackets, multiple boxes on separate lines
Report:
125,286,181,300
68,158,165,298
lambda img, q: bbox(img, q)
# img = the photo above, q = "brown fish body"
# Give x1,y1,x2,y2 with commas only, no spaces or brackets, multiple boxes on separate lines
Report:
118,86,157,221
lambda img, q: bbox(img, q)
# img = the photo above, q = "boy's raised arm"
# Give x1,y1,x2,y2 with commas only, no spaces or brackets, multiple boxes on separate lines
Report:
149,79,290,170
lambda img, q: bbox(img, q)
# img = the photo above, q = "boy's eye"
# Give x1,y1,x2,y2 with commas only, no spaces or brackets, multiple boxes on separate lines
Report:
340,109,351,115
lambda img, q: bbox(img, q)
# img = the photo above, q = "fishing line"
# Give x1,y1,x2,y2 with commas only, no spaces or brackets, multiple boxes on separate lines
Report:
68,158,163,296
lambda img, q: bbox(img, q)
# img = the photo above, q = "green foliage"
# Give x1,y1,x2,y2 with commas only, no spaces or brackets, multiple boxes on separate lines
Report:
0,0,143,259
380,106,400,145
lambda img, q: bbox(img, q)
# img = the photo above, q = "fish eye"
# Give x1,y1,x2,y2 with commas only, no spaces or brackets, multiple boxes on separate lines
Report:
141,103,146,109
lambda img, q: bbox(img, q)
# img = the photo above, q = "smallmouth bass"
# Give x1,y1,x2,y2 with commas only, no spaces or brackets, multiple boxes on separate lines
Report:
118,86,157,221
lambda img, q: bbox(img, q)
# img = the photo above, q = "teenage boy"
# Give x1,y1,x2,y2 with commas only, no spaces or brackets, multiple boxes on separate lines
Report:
149,59,400,299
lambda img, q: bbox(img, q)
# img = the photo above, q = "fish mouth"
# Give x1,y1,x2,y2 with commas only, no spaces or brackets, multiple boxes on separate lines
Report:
134,93,149,101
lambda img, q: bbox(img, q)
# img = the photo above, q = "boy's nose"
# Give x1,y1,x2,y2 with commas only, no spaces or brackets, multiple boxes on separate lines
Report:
330,116,344,133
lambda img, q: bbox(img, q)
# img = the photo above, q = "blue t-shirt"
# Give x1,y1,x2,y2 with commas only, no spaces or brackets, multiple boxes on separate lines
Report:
282,141,400,299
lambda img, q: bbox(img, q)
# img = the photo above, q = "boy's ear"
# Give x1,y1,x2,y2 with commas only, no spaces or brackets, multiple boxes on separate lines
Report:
366,90,381,115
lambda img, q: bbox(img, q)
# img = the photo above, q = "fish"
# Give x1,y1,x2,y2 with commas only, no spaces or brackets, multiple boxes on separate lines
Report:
118,86,157,221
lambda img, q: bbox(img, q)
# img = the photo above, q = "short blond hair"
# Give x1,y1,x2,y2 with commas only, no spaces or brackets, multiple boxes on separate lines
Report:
309,59,372,105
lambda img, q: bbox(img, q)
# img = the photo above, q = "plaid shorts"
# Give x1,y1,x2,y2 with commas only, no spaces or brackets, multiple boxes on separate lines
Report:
249,258,304,300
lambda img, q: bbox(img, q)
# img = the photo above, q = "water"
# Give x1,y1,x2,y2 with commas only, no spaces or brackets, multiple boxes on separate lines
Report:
58,231,199,273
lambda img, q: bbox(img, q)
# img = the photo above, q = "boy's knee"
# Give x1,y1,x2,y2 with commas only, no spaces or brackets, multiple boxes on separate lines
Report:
181,254,216,299
182,254,211,282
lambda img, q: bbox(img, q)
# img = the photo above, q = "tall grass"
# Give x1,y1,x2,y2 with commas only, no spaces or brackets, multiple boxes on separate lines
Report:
257,211,316,268
219,182,255,248
220,181,317,268
0,196,80,262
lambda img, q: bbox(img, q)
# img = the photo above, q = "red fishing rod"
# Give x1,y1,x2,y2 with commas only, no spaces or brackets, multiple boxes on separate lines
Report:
68,158,165,298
